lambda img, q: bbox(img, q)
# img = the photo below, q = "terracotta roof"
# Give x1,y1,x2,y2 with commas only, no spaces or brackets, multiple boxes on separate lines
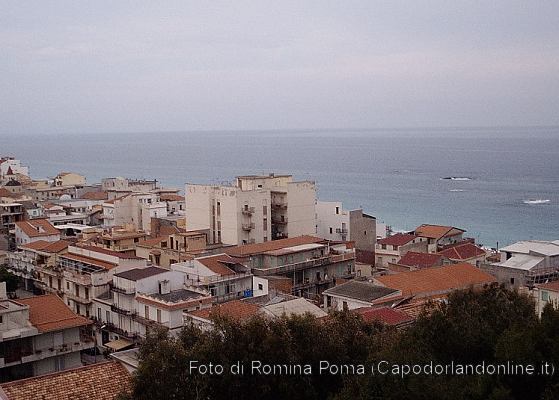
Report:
376,263,496,297
19,240,69,253
415,224,464,239
114,266,167,281
159,194,185,202
60,253,117,270
76,244,143,259
196,254,236,276
0,361,131,400
225,235,324,257
188,300,261,322
397,251,443,269
323,280,400,303
15,219,59,238
353,307,414,326
0,188,16,198
16,294,91,333
438,242,486,260
378,233,417,247
139,236,169,247
537,281,559,292
80,191,108,200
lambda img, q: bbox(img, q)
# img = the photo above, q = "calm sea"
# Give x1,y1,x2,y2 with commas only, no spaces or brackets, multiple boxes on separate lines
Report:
2,127,559,247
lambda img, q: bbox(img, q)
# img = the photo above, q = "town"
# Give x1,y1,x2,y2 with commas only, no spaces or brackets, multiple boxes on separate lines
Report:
0,155,557,398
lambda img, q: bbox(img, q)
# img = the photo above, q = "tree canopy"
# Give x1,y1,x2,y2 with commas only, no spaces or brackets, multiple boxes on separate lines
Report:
121,284,559,400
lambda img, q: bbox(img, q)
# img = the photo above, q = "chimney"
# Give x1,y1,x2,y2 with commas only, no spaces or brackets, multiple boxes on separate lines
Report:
158,280,170,295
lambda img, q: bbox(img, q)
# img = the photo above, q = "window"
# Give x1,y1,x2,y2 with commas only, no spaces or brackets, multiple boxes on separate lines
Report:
106,310,111,324
157,309,161,323
66,281,70,290
263,205,267,215
85,287,89,300
145,305,149,319
258,283,263,291
542,291,549,302
263,218,268,231
0,315,3,324
97,308,101,320
329,227,333,234
335,206,339,214
263,236,268,242
216,201,221,215
510,277,515,285
76,304,81,315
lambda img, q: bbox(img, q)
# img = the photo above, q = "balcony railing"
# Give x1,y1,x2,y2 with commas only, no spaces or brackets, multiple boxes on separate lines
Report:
335,228,348,235
110,283,135,295
242,223,255,231
111,304,133,315
271,202,288,209
252,252,355,276
271,217,288,225
241,206,255,215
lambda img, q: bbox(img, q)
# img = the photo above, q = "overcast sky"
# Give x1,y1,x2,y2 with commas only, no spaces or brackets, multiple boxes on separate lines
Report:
1,1,558,134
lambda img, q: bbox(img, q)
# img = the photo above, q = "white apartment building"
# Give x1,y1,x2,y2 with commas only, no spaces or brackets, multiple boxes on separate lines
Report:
186,174,316,245
14,219,60,247
315,201,376,252
102,193,167,234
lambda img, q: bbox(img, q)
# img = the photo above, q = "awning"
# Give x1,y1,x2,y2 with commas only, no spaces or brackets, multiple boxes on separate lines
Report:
104,338,134,352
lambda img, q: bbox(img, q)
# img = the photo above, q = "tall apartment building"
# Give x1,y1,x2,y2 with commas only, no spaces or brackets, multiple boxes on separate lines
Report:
102,193,167,234
186,174,316,245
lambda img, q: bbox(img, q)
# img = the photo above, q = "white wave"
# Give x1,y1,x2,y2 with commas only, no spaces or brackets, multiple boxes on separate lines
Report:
523,199,551,205
449,189,465,192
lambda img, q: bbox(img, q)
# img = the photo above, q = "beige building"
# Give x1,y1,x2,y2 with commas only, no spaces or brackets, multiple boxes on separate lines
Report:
375,233,428,268
53,172,86,188
102,193,167,234
0,289,93,383
135,231,207,267
186,174,316,245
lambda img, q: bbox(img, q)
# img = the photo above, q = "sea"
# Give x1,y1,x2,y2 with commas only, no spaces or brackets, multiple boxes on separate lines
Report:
2,126,558,247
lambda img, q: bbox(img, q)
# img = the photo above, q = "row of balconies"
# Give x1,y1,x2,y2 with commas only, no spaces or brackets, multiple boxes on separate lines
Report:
1,341,94,368
252,252,355,276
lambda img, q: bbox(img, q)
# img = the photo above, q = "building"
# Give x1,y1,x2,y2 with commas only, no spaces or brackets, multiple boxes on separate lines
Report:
0,360,131,400
7,240,69,292
0,291,93,383
53,172,86,188
101,177,158,198
375,234,428,268
14,220,60,247
322,280,402,311
315,201,376,256
413,224,466,253
36,245,147,318
482,240,559,289
352,307,414,329
0,158,29,182
185,174,316,245
437,241,487,266
225,235,356,299
0,203,23,235
532,281,559,317
374,263,496,299
102,193,167,234
171,253,255,303
135,231,208,267
93,266,191,343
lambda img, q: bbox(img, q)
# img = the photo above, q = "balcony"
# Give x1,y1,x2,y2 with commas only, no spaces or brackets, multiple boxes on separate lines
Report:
252,252,355,276
271,202,288,210
63,271,91,286
66,292,92,304
111,304,133,316
110,283,135,295
241,206,255,215
271,217,288,225
242,222,255,231
335,228,348,235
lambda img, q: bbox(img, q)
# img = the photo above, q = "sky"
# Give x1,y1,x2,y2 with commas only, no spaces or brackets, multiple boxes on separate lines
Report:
1,1,559,134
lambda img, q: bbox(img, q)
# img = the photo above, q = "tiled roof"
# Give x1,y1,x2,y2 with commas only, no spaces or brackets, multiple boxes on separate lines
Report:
16,294,91,333
438,242,486,260
196,254,236,276
378,233,417,247
415,224,464,239
397,251,443,269
20,240,69,253
138,236,169,247
323,280,400,303
80,191,108,200
15,219,59,238
114,266,167,281
376,263,496,297
188,300,261,322
353,306,414,326
159,194,185,202
537,281,559,292
225,235,324,257
0,188,16,198
0,361,131,400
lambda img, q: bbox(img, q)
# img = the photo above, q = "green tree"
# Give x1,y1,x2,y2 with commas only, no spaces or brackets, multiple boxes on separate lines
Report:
0,267,18,292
